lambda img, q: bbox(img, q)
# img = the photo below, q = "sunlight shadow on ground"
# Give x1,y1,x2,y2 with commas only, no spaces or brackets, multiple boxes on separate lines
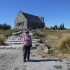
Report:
29,58,58,62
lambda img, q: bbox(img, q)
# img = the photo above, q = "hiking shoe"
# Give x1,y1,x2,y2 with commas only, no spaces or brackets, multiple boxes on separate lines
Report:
27,59,30,61
23,60,26,63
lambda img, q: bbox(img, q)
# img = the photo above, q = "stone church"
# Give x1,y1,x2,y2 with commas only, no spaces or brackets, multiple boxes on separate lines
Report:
14,11,45,29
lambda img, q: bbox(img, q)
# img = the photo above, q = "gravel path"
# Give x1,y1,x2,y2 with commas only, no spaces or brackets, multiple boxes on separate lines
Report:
0,49,70,70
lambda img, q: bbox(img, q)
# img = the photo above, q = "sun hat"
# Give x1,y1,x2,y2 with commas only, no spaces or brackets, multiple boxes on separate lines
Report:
25,30,29,33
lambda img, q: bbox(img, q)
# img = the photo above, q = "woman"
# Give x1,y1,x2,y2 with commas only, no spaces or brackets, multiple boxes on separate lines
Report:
23,30,32,62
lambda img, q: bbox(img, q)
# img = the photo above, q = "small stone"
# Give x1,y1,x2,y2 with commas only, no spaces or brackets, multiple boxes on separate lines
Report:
44,48,51,53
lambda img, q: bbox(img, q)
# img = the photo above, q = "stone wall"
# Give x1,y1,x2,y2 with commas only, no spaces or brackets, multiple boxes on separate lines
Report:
14,12,27,29
27,21,45,29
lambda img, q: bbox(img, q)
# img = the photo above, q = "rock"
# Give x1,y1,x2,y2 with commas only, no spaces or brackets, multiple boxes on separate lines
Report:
37,43,46,49
44,48,52,53
32,44,38,49
37,46,46,50
33,39,40,42
3,47,6,49
39,40,43,43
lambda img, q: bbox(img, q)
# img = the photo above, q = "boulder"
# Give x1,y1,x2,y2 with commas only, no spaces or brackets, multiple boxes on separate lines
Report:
37,43,46,49
44,48,52,53
32,44,38,49
39,40,43,43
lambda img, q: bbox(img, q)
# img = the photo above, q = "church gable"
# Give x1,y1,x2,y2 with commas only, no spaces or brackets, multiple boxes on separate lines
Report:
14,11,45,29
14,11,28,29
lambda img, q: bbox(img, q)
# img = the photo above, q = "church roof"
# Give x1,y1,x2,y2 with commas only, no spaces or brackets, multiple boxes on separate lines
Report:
21,12,42,23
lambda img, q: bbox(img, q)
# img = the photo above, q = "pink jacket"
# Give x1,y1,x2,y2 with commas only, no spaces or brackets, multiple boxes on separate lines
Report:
23,35,32,46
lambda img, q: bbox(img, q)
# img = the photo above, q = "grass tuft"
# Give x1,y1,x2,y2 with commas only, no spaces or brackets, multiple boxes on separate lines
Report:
0,35,5,45
0,28,20,45
14,67,19,70
57,36,70,53
53,65,62,69
43,26,51,30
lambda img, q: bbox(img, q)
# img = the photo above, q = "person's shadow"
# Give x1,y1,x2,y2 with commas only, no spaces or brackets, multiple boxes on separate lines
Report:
28,58,58,62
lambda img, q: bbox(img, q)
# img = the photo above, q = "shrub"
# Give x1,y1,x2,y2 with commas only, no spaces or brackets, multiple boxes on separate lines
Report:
57,36,70,53
1,29,20,37
33,32,45,39
12,28,20,32
0,35,5,45
53,65,62,69
43,26,51,30
33,35,40,39
0,23,11,30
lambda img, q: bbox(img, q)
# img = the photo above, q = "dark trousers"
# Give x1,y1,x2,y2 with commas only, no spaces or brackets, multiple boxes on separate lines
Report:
23,45,31,60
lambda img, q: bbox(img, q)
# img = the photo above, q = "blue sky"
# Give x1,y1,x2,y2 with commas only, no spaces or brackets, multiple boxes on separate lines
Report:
0,0,70,28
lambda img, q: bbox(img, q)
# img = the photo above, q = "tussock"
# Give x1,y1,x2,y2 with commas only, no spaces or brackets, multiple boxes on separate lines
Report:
57,35,70,49
56,34,70,54
0,35,5,45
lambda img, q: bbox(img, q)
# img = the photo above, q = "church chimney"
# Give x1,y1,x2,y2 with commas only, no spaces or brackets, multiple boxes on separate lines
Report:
39,16,44,23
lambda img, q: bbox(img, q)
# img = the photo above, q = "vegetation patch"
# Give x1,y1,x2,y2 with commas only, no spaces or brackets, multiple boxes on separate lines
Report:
58,58,63,62
0,35,5,45
31,47,36,50
38,29,70,59
38,50,55,58
1,65,6,70
2,65,6,67
66,62,70,67
14,67,19,70
0,28,20,37
41,48,44,50
38,49,70,59
23,65,27,67
53,65,62,69
57,35,70,54
0,28,20,45
33,32,45,39
3,29,20,37
43,26,51,30
42,55,46,58
31,55,36,57
23,65,26,70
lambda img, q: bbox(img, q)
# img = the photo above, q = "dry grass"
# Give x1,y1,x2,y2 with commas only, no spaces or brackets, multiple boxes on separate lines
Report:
0,29,20,45
53,65,62,69
44,35,58,48
41,30,70,48
56,34,70,54
43,26,51,30
38,30,70,59
38,49,70,59
14,67,19,70
0,28,20,37
38,50,57,58
57,35,70,49
0,35,5,45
